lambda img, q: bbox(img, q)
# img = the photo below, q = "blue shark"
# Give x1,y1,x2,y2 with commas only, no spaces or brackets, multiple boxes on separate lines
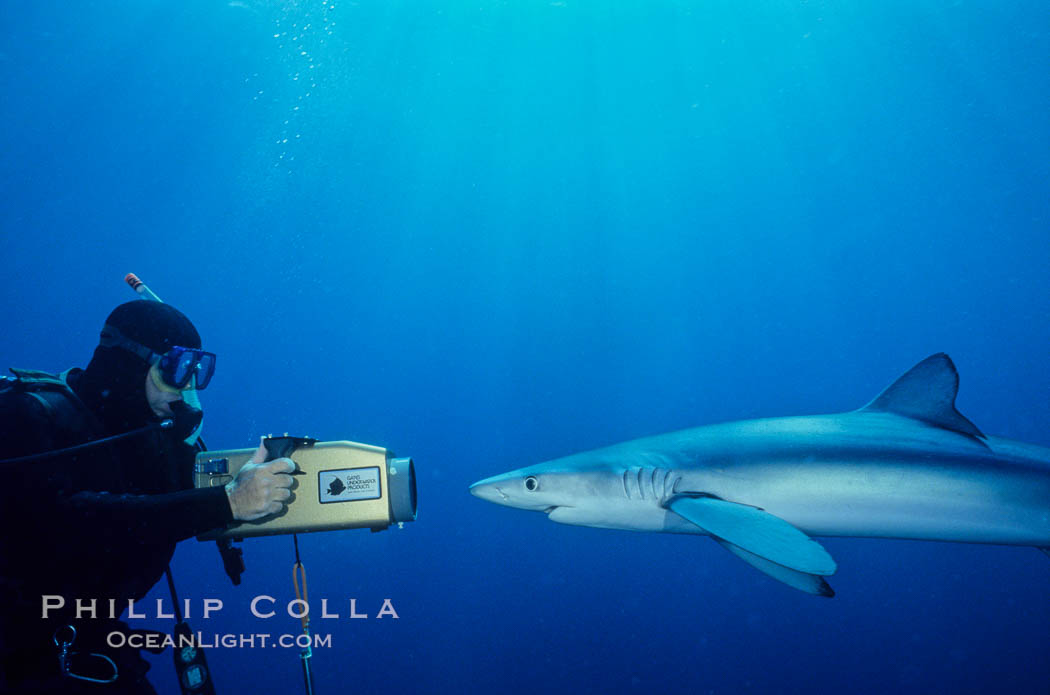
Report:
469,354,1050,596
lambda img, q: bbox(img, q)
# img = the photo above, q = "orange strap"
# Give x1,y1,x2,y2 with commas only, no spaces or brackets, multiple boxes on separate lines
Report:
293,561,310,634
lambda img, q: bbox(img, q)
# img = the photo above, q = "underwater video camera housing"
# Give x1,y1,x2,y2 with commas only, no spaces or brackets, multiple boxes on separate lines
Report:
194,436,417,540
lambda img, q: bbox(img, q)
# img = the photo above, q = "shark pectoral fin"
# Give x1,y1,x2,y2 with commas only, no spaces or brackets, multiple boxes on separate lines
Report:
668,496,836,575
712,538,835,597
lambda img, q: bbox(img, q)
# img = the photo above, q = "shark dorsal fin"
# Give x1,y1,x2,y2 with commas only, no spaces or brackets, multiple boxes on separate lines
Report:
861,353,984,440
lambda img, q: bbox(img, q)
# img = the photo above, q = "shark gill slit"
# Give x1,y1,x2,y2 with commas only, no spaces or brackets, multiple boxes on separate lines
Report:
658,468,672,499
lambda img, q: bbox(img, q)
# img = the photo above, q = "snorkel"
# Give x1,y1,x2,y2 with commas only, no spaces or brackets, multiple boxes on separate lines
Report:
127,274,206,446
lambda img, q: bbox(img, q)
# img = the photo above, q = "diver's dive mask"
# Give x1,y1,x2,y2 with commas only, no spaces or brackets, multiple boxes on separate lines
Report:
100,324,216,390
100,324,211,446
156,345,215,390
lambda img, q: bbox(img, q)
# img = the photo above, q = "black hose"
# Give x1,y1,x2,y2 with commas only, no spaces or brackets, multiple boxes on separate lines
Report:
0,419,173,467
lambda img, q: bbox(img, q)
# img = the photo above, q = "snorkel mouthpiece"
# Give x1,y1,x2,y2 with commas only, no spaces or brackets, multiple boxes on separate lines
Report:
168,398,203,446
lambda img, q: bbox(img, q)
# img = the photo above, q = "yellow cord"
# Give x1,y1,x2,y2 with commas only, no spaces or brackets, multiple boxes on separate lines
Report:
293,561,310,634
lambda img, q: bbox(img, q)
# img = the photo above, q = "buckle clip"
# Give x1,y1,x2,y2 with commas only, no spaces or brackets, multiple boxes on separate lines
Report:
195,458,229,475
54,625,118,684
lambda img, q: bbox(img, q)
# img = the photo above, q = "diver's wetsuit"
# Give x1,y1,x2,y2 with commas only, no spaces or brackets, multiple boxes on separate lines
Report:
0,368,233,694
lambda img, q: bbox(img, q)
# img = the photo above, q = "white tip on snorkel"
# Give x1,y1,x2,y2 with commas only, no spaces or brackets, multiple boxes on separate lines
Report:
125,273,163,303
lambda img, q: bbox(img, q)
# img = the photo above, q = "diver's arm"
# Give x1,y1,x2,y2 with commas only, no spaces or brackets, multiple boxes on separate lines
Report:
54,454,295,542
57,485,235,544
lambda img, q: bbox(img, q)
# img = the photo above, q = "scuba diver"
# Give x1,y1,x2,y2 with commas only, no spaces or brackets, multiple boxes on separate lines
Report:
0,300,295,694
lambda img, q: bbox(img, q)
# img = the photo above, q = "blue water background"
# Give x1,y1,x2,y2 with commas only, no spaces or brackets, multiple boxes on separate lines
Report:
2,1,1048,693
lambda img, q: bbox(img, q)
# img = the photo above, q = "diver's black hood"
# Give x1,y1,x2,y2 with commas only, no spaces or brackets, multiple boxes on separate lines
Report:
72,301,201,437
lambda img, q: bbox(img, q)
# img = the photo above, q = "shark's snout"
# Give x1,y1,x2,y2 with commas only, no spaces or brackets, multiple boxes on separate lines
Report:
470,470,554,512
469,477,509,504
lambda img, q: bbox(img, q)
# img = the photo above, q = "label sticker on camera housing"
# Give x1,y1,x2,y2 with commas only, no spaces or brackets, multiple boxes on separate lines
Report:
318,467,382,504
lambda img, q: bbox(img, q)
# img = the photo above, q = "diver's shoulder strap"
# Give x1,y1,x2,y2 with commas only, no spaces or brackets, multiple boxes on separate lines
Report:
7,368,71,390
4,367,94,439
5,368,70,418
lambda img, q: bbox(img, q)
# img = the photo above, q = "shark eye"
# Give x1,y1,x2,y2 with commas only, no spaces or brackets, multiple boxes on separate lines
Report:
524,476,538,491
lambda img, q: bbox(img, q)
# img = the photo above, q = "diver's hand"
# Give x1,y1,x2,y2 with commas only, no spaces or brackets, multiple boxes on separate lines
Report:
225,442,296,521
